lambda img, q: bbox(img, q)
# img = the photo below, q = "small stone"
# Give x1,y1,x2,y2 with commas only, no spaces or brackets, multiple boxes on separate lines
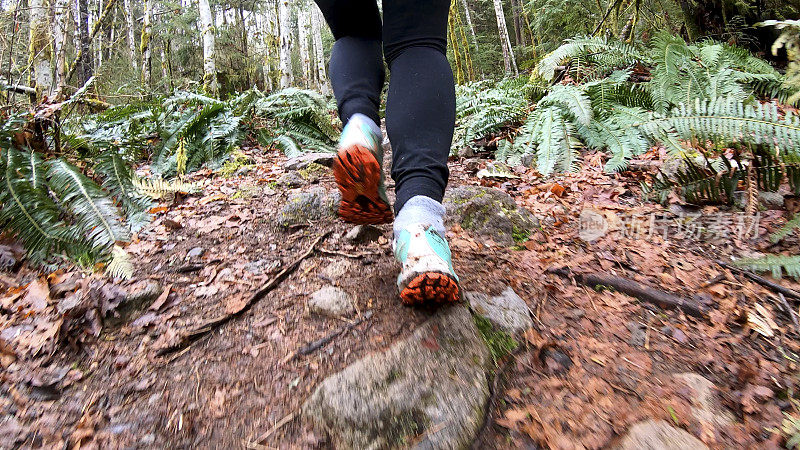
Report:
302,306,490,449
309,286,354,317
276,171,305,188
613,419,708,450
759,191,784,209
344,225,384,244
463,158,482,173
627,321,647,347
521,153,535,168
322,260,353,279
186,247,204,259
466,287,532,334
673,373,734,427
284,152,336,171
278,188,340,229
565,308,585,320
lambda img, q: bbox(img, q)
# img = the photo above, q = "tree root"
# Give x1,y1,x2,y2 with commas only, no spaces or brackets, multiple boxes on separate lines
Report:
156,232,331,357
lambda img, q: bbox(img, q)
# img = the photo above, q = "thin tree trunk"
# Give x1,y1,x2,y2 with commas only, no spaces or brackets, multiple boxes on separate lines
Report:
77,0,93,84
238,0,250,87
493,0,518,76
198,0,218,95
141,0,152,86
124,0,137,71
310,7,329,94
28,0,53,100
297,7,311,88
460,0,479,55
53,0,70,96
278,0,293,88
511,0,525,47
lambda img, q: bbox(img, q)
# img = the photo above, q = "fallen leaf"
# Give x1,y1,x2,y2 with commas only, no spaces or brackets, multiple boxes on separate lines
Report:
149,284,173,311
23,278,50,311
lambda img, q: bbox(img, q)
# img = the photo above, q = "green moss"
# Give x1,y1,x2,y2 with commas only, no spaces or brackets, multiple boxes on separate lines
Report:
511,225,530,243
298,162,327,180
473,315,518,364
217,151,253,178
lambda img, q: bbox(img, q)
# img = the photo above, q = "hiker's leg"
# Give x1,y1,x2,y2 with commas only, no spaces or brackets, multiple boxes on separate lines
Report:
313,0,384,124
382,0,459,305
382,0,455,212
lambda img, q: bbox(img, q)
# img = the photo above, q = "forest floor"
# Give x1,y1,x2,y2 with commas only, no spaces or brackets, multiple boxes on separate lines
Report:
2,137,800,449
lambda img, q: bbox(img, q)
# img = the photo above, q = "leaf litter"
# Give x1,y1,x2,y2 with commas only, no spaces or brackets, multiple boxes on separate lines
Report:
0,145,799,448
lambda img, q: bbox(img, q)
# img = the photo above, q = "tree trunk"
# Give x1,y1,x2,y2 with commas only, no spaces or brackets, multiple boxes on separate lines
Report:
141,0,152,86
76,0,93,85
511,0,525,47
297,7,311,88
53,0,70,96
310,6,329,95
25,0,51,102
198,0,218,96
237,0,250,87
460,0,479,55
124,0,137,71
278,0,293,88
492,0,518,76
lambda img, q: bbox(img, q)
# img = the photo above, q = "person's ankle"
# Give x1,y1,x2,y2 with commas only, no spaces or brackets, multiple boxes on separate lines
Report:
393,195,446,238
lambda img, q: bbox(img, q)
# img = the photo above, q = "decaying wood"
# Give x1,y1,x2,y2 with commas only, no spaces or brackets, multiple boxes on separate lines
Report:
716,260,800,301
548,268,709,318
156,232,331,356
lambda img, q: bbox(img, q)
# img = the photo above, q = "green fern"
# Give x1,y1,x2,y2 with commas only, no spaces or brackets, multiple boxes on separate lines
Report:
536,35,646,82
771,215,800,243
94,152,153,231
47,158,131,251
734,255,800,279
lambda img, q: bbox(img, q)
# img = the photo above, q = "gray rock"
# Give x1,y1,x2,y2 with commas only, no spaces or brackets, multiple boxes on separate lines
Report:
345,225,384,244
321,259,353,279
278,188,340,229
521,153,535,168
627,321,647,348
186,247,204,258
443,186,538,246
613,420,707,450
674,373,734,427
758,191,784,209
303,306,491,449
309,286,354,317
466,287,532,334
284,152,335,170
276,171,305,188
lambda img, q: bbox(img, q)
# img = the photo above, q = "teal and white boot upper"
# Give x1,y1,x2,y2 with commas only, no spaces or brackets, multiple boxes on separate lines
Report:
393,223,460,305
335,113,391,216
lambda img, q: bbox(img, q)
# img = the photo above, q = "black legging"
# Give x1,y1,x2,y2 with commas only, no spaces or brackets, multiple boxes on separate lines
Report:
313,0,455,212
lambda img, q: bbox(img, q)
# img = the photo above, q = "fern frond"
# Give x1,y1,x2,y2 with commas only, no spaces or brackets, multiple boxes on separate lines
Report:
536,36,646,82
132,176,200,200
47,159,131,251
771,215,800,243
734,254,800,279
106,245,134,279
94,152,153,231
0,149,71,260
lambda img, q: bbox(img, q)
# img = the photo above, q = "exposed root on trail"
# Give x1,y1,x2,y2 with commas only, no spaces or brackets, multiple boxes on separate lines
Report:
155,232,331,356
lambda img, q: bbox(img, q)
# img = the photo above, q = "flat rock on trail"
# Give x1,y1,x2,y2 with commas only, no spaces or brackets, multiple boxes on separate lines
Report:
2,143,800,448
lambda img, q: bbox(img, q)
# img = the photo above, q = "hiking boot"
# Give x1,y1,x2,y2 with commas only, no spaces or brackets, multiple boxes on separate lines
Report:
332,115,393,224
393,223,461,305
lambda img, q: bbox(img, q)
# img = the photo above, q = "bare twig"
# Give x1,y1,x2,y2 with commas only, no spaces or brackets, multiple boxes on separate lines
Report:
548,267,709,318
778,293,800,335
716,260,800,301
318,248,381,259
284,310,373,362
246,412,296,447
156,232,331,356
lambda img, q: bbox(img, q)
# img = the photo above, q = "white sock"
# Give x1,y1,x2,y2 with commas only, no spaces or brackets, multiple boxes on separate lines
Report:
393,195,446,238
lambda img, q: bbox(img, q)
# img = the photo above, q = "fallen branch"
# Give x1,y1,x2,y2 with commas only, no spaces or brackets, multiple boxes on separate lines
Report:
318,248,381,259
1,82,35,95
716,260,800,301
246,412,296,448
284,310,373,363
548,268,709,318
156,232,331,356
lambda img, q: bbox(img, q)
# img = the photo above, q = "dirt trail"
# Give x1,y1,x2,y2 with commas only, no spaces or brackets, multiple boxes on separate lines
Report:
2,143,799,448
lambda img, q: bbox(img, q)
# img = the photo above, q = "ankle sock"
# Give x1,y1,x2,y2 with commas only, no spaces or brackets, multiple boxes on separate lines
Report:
393,195,446,238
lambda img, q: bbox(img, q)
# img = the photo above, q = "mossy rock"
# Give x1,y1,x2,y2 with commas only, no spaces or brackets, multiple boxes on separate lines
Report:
444,186,537,246
277,187,339,229
302,306,491,449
